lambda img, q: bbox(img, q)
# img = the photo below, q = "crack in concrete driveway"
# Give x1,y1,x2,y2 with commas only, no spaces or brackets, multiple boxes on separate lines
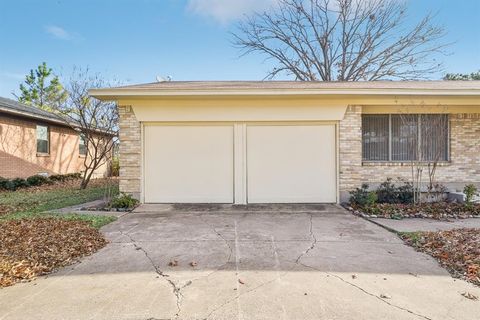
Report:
0,205,479,320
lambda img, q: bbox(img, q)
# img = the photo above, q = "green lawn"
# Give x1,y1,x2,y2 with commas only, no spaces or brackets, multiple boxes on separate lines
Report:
0,181,119,228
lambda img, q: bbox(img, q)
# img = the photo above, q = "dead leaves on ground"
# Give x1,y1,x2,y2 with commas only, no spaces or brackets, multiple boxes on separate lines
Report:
402,228,480,287
0,218,107,287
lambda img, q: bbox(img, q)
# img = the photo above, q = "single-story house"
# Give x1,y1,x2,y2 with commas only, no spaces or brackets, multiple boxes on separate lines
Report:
0,96,111,179
90,81,480,204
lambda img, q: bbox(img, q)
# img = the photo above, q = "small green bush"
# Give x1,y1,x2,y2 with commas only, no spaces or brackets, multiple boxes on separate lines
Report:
0,172,83,192
377,178,398,204
64,172,82,180
109,192,139,209
26,175,50,186
396,180,414,204
49,174,66,182
377,178,414,204
49,172,81,182
464,184,478,205
0,178,15,191
349,184,377,206
11,178,29,190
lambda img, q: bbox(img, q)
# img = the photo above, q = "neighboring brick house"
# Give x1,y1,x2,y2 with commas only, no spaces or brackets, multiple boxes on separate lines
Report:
90,81,480,204
0,97,111,179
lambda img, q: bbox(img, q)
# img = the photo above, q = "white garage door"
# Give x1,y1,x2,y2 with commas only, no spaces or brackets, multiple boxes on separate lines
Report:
246,124,336,203
144,125,234,203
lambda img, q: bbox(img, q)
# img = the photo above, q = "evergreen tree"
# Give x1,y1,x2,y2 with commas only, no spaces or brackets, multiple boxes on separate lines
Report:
18,62,67,111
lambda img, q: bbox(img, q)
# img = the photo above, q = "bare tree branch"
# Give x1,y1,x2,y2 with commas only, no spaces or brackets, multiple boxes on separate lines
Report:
54,68,118,189
232,0,449,81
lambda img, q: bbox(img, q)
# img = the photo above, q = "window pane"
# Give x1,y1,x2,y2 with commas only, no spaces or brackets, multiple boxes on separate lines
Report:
36,125,49,153
420,115,448,161
37,140,48,153
362,115,389,161
392,115,418,161
36,125,48,140
79,134,87,155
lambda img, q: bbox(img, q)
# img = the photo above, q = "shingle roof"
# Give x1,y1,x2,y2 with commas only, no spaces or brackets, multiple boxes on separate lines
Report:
0,97,116,136
112,80,480,91
90,80,480,99
0,96,69,126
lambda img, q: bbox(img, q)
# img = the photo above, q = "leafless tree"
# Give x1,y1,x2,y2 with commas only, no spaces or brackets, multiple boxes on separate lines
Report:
398,106,449,203
233,0,448,81
55,68,118,189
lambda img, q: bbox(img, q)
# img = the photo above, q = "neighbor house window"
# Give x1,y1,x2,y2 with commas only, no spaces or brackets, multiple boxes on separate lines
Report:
362,114,449,162
79,134,87,156
36,125,49,154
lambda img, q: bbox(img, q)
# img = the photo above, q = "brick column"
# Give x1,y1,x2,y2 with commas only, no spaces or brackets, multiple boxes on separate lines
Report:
118,105,141,200
339,105,363,202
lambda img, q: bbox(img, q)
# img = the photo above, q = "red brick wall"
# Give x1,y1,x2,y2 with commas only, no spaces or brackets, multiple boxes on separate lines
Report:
0,114,109,179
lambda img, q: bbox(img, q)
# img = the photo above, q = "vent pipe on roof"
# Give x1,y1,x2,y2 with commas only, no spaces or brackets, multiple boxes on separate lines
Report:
156,75,173,82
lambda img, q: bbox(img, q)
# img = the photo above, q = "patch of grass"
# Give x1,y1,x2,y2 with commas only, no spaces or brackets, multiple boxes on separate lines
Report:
0,180,119,219
398,231,423,247
0,212,116,229
59,213,117,229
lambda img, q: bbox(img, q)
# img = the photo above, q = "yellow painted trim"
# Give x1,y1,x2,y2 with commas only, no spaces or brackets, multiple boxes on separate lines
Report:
131,100,348,122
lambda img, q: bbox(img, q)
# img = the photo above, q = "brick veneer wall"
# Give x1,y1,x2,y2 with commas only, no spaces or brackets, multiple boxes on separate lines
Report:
118,106,141,199
0,114,110,179
338,107,480,202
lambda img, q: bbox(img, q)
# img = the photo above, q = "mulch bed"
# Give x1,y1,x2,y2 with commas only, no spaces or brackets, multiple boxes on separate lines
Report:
401,229,480,287
0,218,107,287
349,202,480,220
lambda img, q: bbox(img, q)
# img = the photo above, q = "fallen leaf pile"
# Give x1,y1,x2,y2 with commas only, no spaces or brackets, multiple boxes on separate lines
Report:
0,218,107,287
401,228,480,286
350,202,480,220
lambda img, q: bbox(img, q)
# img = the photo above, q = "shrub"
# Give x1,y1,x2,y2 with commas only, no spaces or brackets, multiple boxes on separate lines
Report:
0,178,15,191
11,178,29,190
49,172,81,182
349,184,377,206
464,184,478,205
109,193,139,209
26,175,50,186
377,178,398,204
64,172,82,180
49,174,66,182
396,180,414,204
376,178,414,204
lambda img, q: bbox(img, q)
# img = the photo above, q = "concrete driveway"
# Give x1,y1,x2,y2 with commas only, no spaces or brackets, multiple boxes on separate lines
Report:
1,204,479,320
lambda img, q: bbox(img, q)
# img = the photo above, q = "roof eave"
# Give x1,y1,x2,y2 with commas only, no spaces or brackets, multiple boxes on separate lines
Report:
0,107,72,127
89,88,480,100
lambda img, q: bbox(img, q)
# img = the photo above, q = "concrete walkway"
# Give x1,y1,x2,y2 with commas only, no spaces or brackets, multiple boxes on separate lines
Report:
48,199,128,218
0,205,479,320
370,217,480,232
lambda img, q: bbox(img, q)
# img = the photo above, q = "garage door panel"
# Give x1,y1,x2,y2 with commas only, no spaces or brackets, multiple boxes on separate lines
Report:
247,125,336,203
144,125,234,203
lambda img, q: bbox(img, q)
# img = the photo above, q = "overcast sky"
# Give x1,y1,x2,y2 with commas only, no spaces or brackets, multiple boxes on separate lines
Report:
0,0,479,98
